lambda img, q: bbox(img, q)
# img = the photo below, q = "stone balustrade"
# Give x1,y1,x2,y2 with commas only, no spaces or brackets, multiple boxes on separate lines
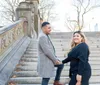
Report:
0,19,27,61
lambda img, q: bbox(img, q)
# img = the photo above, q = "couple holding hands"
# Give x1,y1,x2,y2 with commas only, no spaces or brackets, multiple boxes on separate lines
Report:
37,22,91,85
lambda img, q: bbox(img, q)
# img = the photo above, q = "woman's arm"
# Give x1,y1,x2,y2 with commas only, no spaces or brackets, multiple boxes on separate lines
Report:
62,45,79,64
62,43,88,65
62,56,76,64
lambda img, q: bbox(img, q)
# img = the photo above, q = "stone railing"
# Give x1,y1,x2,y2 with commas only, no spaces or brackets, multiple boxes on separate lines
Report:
0,19,27,61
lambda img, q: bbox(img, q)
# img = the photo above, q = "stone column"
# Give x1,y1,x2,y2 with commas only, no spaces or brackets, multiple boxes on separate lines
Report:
25,0,40,36
16,2,32,38
33,0,39,35
16,0,40,38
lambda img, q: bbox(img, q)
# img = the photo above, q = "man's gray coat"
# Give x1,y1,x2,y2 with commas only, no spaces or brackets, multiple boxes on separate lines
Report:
37,31,57,78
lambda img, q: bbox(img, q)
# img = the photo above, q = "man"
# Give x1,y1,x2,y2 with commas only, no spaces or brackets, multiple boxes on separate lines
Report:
37,22,64,85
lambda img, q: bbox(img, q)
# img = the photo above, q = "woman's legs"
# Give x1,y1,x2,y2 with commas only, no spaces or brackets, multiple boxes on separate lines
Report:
69,70,91,85
69,74,77,85
41,78,50,85
81,82,89,85
81,70,91,85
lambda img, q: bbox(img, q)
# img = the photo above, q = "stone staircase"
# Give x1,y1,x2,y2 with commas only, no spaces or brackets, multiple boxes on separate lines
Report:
8,32,100,85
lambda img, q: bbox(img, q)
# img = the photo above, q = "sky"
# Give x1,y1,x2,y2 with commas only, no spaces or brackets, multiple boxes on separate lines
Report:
51,0,100,32
51,0,73,32
0,0,100,32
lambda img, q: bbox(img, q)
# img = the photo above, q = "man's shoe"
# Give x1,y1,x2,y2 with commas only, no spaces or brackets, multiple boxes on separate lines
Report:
53,81,65,85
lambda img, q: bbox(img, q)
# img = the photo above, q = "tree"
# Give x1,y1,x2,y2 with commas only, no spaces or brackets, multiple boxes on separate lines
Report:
0,0,24,22
39,0,57,22
65,0,100,31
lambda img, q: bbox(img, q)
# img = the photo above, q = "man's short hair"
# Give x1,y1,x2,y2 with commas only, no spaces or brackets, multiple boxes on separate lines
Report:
41,22,50,28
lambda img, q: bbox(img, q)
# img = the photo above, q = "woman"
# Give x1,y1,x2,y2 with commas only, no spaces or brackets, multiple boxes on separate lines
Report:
62,31,91,85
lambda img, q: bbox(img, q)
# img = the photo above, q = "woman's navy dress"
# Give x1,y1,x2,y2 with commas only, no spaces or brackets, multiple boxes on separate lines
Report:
62,43,91,85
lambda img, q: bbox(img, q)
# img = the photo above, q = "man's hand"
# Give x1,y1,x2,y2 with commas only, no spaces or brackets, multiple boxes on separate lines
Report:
55,60,62,65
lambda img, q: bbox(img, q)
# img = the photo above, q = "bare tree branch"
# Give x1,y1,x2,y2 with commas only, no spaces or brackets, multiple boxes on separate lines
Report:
39,0,56,22
0,0,24,23
65,0,100,31
86,5,100,13
65,22,73,31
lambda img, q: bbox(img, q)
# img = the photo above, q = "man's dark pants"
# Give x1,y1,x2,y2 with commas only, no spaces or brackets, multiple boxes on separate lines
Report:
42,64,64,85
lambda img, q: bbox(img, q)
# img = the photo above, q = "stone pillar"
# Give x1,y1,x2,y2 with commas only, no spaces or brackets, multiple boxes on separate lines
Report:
33,0,39,35
16,0,40,38
16,2,33,38
25,0,40,36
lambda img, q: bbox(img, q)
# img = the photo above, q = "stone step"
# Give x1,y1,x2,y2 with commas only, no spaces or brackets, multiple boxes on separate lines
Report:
50,38,100,39
23,54,100,58
16,84,68,85
22,55,37,58
26,47,100,51
49,37,100,40
50,36,100,38
50,38,100,40
12,71,38,77
15,65,69,71
8,77,69,84
49,38,100,40
15,84,68,85
23,52,100,57
50,33,99,35
89,57,100,60
21,56,100,62
50,33,100,37
25,50,100,54
29,40,100,44
50,39,100,41
19,59,100,65
27,45,100,49
20,59,100,65
11,71,68,77
15,66,67,71
11,69,100,78
26,48,100,51
16,83,100,85
51,42,100,45
24,52,38,55
25,50,100,55
29,42,100,47
25,51,100,57
50,40,100,43
15,65,100,72
20,58,37,62
28,41,100,44
8,76,100,84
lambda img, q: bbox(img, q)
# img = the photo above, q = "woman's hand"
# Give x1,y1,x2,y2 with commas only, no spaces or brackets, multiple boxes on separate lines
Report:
55,60,62,65
76,74,82,82
76,81,81,85
76,74,82,85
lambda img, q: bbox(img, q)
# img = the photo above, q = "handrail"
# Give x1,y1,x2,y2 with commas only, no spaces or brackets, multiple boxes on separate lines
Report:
0,19,23,34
